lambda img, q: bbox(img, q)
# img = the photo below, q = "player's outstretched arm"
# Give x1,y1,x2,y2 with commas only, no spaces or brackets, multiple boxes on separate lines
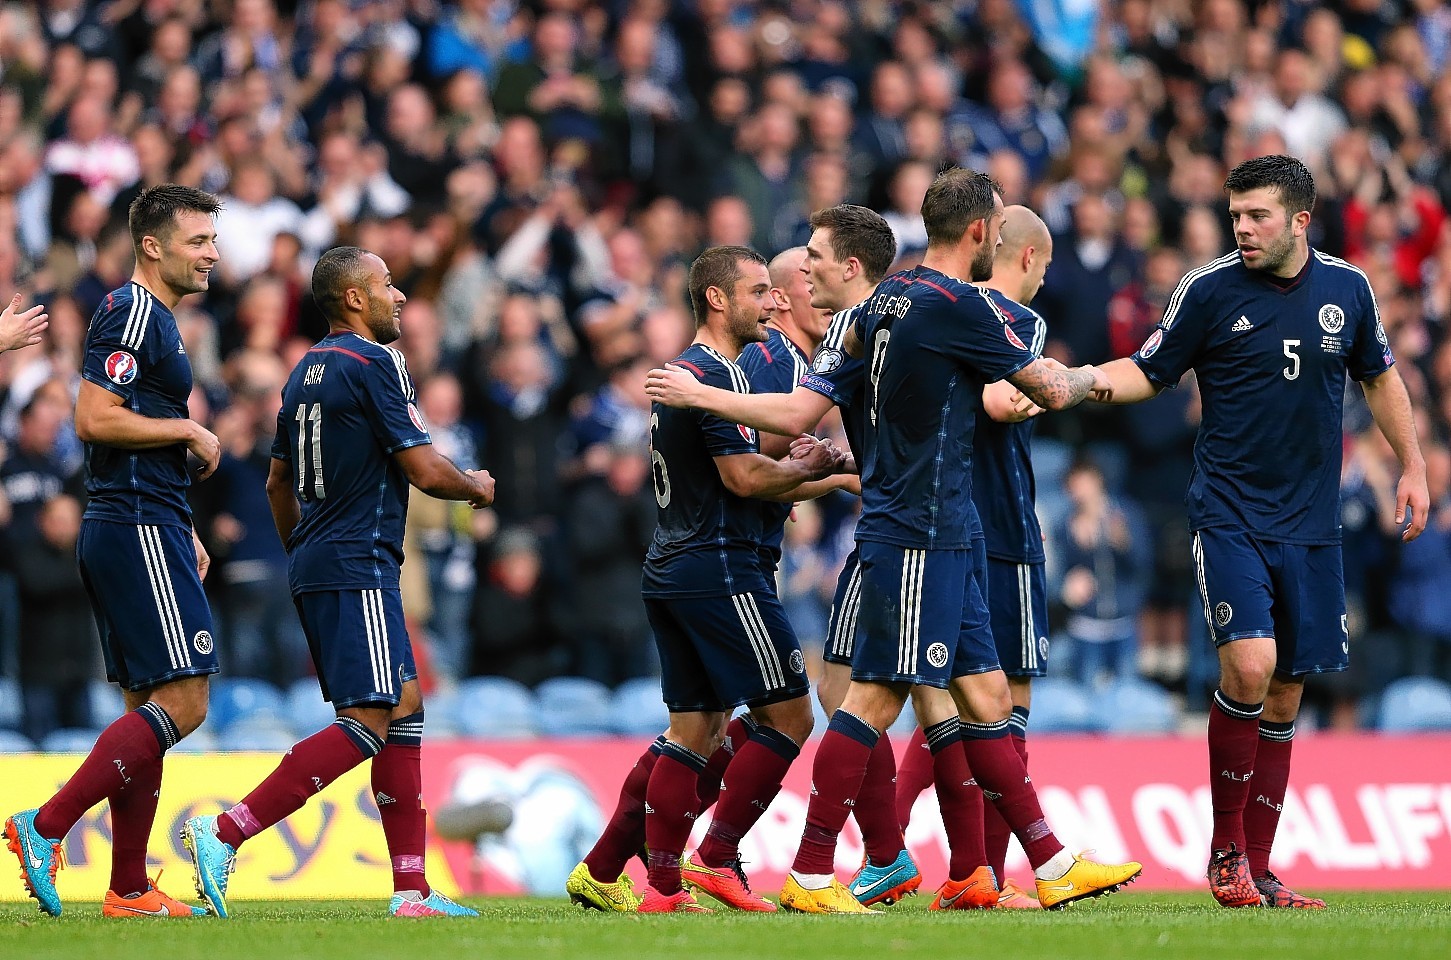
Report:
0,293,48,353
982,380,1043,423
1006,358,1111,411
393,444,496,509
266,457,302,547
75,380,221,478
1361,366,1429,541
644,364,832,437
1081,357,1163,405
714,438,839,502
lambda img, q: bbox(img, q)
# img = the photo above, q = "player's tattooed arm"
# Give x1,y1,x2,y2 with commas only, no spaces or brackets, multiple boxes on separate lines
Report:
1006,358,1111,411
0,293,48,353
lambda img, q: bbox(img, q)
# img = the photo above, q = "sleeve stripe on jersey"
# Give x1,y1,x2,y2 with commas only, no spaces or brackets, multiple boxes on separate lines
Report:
122,283,153,350
973,286,1012,325
1312,250,1382,325
1030,311,1047,357
1160,252,1239,331
791,342,809,383
821,303,863,351
382,345,415,401
699,344,751,394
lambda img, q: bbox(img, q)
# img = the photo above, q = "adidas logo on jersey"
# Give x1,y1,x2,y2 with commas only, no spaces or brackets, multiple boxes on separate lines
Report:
1232,316,1253,332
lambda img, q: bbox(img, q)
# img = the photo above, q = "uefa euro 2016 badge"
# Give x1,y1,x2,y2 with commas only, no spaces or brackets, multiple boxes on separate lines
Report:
1138,329,1163,358
105,351,139,385
408,402,427,433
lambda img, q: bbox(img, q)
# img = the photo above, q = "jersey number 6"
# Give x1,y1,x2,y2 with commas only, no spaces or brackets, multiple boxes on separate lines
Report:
649,412,671,508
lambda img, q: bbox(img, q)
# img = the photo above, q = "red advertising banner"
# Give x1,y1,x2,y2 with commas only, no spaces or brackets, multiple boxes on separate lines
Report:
423,734,1451,896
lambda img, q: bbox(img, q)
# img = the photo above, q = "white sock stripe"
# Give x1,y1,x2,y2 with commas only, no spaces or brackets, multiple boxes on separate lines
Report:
362,591,383,693
139,526,188,668
744,593,786,689
1214,690,1264,719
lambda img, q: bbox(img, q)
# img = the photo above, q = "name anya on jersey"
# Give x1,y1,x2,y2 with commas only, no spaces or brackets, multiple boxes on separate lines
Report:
304,363,326,386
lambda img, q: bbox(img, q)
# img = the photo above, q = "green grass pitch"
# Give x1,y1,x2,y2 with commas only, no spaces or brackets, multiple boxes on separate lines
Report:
4,894,1449,960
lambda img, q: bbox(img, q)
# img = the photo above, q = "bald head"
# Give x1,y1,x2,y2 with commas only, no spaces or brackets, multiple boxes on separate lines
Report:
997,205,1050,263
768,246,808,288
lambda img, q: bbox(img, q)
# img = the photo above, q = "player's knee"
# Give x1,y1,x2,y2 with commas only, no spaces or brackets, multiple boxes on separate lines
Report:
762,699,814,745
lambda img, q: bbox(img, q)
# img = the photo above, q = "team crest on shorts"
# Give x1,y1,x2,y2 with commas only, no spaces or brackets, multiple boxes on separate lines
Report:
926,642,949,669
1318,304,1345,334
789,649,805,674
408,403,427,432
1038,636,1050,661
1215,603,1233,628
192,630,214,654
1138,329,1163,358
105,351,138,385
812,348,843,374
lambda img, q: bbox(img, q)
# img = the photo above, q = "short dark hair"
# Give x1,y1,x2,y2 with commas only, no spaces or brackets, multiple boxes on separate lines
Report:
921,168,1001,247
808,204,898,283
311,245,374,322
687,245,766,326
1223,155,1316,216
127,184,222,254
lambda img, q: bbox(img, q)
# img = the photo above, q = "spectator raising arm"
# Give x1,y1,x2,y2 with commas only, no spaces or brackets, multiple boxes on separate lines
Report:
0,294,48,353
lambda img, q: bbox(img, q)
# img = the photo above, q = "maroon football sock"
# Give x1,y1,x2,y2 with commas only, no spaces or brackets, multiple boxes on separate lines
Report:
1208,690,1264,853
217,719,380,849
583,737,663,880
1244,720,1294,876
855,733,905,865
790,711,877,876
697,725,799,868
983,733,1027,883
108,755,163,897
35,705,174,840
372,721,428,896
960,720,1060,869
644,742,708,895
696,716,753,814
894,727,933,832
923,720,986,881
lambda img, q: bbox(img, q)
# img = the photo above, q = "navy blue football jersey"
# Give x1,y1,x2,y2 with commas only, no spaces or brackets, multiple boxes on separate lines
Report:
81,283,195,527
800,302,869,467
974,288,1047,563
1132,250,1394,543
643,343,769,598
737,327,811,567
854,266,1037,549
271,332,433,592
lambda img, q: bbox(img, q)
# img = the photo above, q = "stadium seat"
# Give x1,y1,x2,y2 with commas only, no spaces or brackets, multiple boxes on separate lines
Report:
0,677,20,730
218,718,298,753
1023,676,1100,733
208,678,286,732
420,689,462,741
534,677,614,736
1378,677,1451,732
285,678,337,737
0,730,34,753
168,728,219,754
1101,678,1180,734
609,677,669,736
41,728,102,753
454,676,538,739
87,679,126,725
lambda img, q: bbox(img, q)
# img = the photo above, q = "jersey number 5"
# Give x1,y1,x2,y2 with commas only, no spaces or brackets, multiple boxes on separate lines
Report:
1283,339,1301,381
649,412,671,508
294,403,326,500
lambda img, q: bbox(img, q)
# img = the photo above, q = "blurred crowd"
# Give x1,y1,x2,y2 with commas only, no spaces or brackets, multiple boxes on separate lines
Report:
2,0,1451,741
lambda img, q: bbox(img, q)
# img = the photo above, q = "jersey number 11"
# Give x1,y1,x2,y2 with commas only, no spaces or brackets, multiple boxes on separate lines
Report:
294,402,326,500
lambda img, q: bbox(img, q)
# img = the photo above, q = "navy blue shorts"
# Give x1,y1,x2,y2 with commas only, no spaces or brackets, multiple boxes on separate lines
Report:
294,588,418,707
1192,528,1348,677
78,520,219,692
851,540,1000,688
985,558,1049,677
822,547,861,667
645,591,810,713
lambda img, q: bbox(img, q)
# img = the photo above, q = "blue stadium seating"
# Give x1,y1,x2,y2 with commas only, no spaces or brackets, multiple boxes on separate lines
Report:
168,729,218,754
0,730,34,752
1378,677,1451,732
1101,678,1180,734
218,719,298,753
0,677,20,730
454,676,537,738
285,678,337,737
40,728,101,753
609,677,669,736
87,679,126,725
1023,676,1099,732
208,678,285,732
535,677,614,736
